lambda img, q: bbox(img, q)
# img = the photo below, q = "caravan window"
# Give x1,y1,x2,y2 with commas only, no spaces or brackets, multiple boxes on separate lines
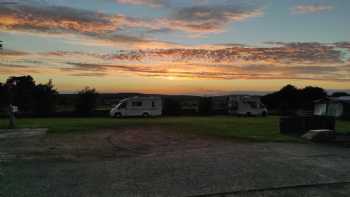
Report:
327,103,343,117
152,101,155,107
132,101,143,107
260,103,265,109
230,101,238,110
247,101,258,109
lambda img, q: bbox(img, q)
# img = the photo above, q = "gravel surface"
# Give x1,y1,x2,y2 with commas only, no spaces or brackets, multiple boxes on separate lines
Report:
1,127,350,197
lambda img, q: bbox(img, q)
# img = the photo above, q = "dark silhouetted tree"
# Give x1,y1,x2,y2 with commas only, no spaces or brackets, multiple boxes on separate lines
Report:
278,84,299,111
299,86,327,109
0,83,9,110
199,97,211,115
332,92,349,97
6,76,35,112
261,84,299,111
75,87,99,115
162,97,181,115
262,84,327,112
33,80,58,115
3,76,59,115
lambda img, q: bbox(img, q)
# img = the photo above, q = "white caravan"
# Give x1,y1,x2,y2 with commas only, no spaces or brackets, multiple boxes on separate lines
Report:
110,96,162,117
228,96,268,116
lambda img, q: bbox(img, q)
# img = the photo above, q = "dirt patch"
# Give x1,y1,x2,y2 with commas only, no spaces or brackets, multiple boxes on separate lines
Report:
108,126,213,155
0,128,47,139
0,126,215,161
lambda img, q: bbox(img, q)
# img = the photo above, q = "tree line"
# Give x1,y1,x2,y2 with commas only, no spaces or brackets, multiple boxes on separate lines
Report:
0,76,98,116
1,75,348,117
261,84,348,113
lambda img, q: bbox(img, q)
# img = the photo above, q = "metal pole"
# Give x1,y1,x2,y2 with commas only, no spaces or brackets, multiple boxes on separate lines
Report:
8,104,15,129
1,41,16,129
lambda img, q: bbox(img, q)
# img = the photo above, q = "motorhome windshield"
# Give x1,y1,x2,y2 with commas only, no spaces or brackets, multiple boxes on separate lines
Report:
117,102,127,109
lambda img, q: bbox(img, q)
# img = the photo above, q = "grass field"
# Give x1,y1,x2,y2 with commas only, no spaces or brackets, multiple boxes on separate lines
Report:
0,116,349,142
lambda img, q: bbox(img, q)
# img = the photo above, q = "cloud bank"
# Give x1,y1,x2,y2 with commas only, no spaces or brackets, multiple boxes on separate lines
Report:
0,1,263,48
2,42,350,83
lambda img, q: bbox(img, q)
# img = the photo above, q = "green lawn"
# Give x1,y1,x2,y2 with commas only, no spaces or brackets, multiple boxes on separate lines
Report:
0,116,349,142
336,120,350,133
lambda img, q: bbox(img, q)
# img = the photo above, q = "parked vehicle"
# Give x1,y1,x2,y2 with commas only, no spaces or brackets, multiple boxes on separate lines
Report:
110,96,162,117
228,96,268,116
180,100,200,113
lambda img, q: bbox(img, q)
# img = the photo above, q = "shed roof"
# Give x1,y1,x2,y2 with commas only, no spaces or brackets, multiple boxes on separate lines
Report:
314,96,350,104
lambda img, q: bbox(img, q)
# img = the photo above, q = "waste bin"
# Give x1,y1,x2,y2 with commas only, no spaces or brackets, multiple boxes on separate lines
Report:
280,116,335,135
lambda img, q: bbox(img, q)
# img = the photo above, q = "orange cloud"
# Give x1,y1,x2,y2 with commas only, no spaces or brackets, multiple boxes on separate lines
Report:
0,2,263,42
2,42,350,83
120,5,263,34
104,43,343,65
0,4,122,34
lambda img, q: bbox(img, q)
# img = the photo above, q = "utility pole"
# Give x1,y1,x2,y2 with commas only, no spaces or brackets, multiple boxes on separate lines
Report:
0,40,16,129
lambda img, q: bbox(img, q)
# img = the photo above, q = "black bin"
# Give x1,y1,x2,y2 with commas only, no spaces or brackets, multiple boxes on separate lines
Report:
280,116,335,135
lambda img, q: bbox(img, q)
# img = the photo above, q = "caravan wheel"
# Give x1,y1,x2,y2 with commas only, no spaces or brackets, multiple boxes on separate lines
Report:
142,112,150,117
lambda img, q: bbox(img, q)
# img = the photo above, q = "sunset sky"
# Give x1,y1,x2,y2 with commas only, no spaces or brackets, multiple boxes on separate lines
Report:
0,0,350,95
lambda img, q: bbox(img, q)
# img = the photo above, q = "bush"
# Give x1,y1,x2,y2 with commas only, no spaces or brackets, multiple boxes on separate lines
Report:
33,80,58,115
75,87,99,116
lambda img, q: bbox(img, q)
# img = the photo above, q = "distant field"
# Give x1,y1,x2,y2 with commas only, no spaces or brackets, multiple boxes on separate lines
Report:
0,116,349,142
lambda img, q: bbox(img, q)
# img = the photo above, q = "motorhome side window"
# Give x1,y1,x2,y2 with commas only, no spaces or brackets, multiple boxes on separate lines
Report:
230,101,238,110
152,101,155,107
247,101,258,109
132,101,143,107
260,103,265,109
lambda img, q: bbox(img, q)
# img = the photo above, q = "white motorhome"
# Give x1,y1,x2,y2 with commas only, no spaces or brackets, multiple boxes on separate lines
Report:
110,96,162,117
228,95,268,116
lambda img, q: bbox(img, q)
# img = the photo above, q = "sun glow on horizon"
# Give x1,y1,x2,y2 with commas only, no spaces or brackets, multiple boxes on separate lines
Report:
0,0,350,94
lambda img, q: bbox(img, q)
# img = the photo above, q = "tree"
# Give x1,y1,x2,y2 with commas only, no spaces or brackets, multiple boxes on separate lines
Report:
299,86,327,109
162,97,181,115
332,92,349,97
75,87,99,115
278,84,299,110
261,84,327,112
33,80,58,115
0,83,9,110
3,76,59,115
6,76,35,112
261,84,299,111
199,97,211,115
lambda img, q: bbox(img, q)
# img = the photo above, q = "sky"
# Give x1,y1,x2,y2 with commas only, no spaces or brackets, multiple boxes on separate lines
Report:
0,0,350,95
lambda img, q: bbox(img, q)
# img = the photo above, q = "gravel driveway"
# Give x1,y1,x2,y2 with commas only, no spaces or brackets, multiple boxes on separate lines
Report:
1,127,350,197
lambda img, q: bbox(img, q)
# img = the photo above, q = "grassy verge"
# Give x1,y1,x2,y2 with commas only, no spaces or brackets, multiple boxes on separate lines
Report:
0,116,348,142
336,120,350,133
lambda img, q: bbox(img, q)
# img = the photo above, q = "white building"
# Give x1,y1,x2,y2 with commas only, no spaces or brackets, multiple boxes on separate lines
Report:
314,96,350,119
